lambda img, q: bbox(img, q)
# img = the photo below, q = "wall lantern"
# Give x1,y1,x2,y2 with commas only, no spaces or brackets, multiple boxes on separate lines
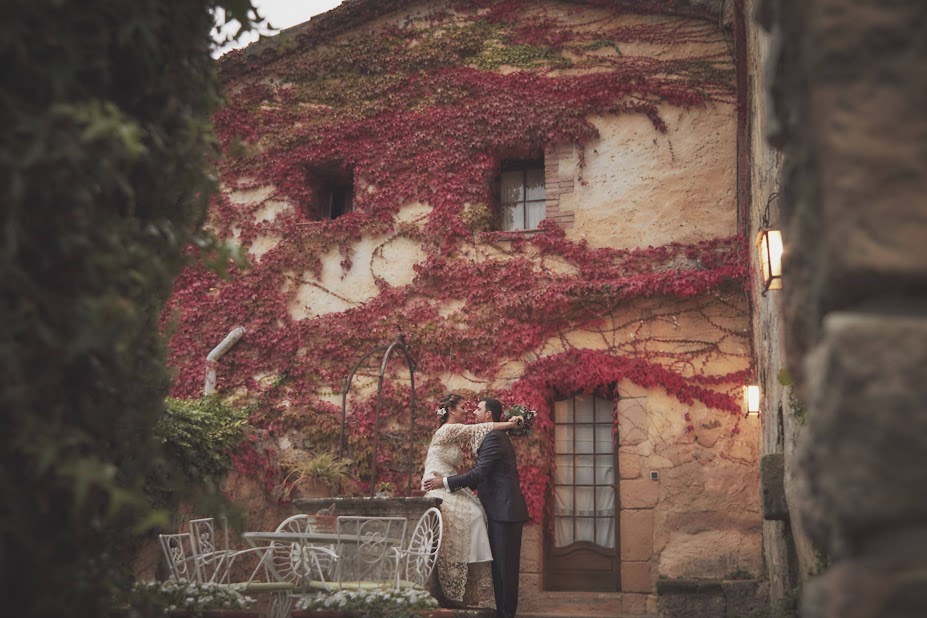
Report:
745,385,761,416
757,192,783,294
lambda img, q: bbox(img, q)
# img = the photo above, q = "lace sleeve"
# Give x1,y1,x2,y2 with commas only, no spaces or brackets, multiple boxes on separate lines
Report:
434,422,493,453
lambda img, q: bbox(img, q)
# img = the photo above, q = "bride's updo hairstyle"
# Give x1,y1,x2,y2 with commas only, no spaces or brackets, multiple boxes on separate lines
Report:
437,393,463,425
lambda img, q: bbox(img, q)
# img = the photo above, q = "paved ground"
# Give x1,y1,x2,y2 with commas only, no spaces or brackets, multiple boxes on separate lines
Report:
433,608,655,618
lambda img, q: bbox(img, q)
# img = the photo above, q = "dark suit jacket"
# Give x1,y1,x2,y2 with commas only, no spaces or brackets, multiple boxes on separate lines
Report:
446,431,529,523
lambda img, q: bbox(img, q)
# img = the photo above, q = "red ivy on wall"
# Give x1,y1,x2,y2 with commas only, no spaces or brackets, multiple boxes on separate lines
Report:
495,348,748,521
164,0,749,522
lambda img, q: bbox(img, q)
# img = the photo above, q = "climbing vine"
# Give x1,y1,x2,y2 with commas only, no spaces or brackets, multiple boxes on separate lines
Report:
164,0,747,521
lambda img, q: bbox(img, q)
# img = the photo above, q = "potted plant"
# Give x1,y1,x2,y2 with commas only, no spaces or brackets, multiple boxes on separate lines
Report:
113,580,258,617
375,481,395,498
275,450,356,500
292,588,439,618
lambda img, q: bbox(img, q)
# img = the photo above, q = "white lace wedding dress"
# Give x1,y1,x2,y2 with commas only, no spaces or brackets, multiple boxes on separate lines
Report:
421,422,496,607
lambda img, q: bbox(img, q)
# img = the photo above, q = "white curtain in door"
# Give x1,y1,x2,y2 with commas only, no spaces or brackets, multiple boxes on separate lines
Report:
553,396,615,548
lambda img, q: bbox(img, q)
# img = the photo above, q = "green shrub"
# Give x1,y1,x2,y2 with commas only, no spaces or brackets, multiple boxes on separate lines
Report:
157,397,249,485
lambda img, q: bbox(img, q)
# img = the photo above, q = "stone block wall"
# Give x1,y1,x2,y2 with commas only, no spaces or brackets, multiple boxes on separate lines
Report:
618,382,762,584
744,0,817,606
656,578,768,617
516,375,762,617
754,0,927,615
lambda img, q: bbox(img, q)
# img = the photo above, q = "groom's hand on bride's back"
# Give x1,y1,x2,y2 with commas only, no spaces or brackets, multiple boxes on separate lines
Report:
423,473,444,491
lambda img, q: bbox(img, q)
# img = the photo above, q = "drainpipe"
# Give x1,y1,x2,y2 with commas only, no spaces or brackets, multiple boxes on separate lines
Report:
204,326,245,396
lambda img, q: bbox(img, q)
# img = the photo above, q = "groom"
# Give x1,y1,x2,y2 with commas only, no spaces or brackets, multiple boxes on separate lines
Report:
424,397,529,618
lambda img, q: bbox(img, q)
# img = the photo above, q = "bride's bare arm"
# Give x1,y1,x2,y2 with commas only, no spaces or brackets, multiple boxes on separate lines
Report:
490,418,522,431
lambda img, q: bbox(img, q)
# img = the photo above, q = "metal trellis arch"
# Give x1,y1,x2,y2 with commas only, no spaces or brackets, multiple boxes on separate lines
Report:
339,332,417,496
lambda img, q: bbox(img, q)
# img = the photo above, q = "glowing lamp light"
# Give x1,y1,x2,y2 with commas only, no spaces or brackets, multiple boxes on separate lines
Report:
757,228,783,293
745,385,761,416
757,192,783,294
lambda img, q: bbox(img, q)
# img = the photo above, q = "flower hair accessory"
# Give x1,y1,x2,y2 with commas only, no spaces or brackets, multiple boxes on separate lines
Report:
436,407,447,417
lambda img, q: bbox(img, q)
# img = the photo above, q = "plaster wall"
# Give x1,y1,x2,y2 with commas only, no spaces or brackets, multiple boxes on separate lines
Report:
570,105,737,250
287,232,428,319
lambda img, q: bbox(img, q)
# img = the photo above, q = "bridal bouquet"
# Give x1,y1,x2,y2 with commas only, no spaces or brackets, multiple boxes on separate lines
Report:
504,404,537,436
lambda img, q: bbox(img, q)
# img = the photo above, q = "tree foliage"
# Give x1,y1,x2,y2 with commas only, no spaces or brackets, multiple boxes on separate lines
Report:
0,1,258,616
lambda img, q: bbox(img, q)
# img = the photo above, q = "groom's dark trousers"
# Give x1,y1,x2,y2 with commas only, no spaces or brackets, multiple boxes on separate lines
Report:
488,519,523,618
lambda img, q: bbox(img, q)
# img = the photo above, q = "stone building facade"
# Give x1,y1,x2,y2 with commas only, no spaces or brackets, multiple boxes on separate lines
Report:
162,1,783,615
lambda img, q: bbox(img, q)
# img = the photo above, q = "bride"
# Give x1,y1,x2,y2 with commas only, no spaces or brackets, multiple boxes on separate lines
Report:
421,393,522,606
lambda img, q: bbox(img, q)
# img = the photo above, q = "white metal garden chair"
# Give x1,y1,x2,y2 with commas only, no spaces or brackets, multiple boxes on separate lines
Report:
189,516,272,585
392,507,443,590
303,515,408,593
188,517,233,583
252,513,340,618
268,514,340,586
159,532,201,582
335,515,408,587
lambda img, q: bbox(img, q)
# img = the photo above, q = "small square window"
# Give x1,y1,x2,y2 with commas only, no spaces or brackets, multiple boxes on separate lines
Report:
306,165,354,220
320,183,353,220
